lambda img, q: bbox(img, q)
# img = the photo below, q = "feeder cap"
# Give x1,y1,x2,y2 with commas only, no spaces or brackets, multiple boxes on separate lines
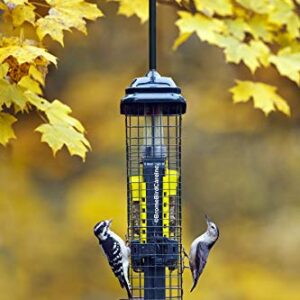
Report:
120,70,186,115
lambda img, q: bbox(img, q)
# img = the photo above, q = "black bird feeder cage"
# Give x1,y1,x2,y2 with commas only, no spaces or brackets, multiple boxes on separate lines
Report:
120,1,186,299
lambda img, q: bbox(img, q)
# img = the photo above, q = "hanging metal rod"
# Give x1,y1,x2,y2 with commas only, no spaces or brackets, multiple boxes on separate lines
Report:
149,0,157,70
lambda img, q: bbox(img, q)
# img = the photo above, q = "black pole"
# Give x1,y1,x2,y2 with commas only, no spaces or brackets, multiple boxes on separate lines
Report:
149,0,157,70
144,1,166,298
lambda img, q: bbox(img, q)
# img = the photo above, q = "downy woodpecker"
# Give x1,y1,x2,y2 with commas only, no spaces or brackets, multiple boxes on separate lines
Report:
186,215,219,292
93,220,132,299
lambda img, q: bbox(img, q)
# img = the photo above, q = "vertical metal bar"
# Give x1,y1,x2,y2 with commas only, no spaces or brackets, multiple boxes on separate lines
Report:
149,0,157,70
178,113,183,298
137,110,142,299
126,115,131,236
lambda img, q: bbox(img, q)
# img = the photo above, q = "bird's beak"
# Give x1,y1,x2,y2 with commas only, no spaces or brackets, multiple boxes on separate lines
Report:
108,219,113,227
205,214,211,225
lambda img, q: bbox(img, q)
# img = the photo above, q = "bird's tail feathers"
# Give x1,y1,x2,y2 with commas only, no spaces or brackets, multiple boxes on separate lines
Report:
124,282,133,299
190,276,199,293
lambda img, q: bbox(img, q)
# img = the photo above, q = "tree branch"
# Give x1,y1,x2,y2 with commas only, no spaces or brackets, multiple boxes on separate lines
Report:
157,0,190,12
189,0,197,13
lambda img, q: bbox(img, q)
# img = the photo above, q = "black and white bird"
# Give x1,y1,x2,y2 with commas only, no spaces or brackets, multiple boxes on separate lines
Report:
186,215,219,292
93,219,132,299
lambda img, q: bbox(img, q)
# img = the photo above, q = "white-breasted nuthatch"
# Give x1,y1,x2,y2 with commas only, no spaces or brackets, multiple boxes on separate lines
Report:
185,215,219,292
93,220,132,299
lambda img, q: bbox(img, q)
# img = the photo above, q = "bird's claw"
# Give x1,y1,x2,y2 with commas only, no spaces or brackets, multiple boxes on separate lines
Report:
125,234,130,246
183,248,189,259
180,265,190,274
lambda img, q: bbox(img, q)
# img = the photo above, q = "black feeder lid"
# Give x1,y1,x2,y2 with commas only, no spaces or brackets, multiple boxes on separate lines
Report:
121,70,186,116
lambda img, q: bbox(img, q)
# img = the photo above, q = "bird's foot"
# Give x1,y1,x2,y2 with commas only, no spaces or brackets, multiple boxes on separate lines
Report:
125,234,130,246
180,265,190,274
183,248,189,259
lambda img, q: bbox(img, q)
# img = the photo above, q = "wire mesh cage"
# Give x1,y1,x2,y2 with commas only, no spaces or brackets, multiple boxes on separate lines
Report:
121,71,186,299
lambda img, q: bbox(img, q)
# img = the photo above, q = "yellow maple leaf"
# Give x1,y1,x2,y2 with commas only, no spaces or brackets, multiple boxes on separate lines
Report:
11,3,35,27
172,32,192,50
36,17,69,46
36,0,103,45
269,47,300,84
230,80,290,116
0,63,9,78
18,75,42,95
0,38,57,65
0,2,7,10
194,0,233,17
249,39,270,67
0,112,17,146
175,11,225,45
24,90,46,110
35,123,90,160
3,0,28,7
46,0,102,21
110,0,148,23
25,93,84,133
224,18,250,41
267,0,299,38
248,15,274,42
28,65,45,86
42,100,85,133
25,92,90,160
215,36,270,73
0,78,27,110
286,13,300,38
235,0,272,14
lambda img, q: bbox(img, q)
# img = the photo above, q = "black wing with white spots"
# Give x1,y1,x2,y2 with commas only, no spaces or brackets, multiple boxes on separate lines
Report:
100,237,125,287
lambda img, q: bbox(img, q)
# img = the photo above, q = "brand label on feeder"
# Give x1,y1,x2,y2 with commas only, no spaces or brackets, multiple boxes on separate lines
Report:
154,163,160,224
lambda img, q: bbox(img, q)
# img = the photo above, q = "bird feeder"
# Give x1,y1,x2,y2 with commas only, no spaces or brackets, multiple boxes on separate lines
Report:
120,1,186,299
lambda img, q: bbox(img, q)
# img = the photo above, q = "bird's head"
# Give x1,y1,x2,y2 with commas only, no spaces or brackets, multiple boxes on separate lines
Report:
93,219,112,241
205,214,219,241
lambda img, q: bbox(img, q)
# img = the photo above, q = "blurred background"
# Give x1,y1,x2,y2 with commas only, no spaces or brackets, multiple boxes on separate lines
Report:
1,1,300,300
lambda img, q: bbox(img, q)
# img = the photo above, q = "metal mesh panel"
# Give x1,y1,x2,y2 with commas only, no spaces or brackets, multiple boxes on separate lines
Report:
125,104,183,300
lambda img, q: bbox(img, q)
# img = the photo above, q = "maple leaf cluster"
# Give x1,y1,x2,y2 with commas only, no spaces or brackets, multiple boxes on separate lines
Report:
1,0,299,159
112,0,300,117
0,0,103,160
172,0,297,116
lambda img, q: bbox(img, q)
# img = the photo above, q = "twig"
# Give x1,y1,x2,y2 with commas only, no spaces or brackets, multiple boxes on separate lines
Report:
189,0,197,13
157,0,191,12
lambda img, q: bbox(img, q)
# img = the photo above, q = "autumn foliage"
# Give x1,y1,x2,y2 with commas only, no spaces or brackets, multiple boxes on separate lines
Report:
0,0,102,159
1,2,300,300
1,0,300,159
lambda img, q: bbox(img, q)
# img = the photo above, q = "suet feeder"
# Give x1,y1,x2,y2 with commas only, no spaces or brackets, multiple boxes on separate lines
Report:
120,0,186,299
